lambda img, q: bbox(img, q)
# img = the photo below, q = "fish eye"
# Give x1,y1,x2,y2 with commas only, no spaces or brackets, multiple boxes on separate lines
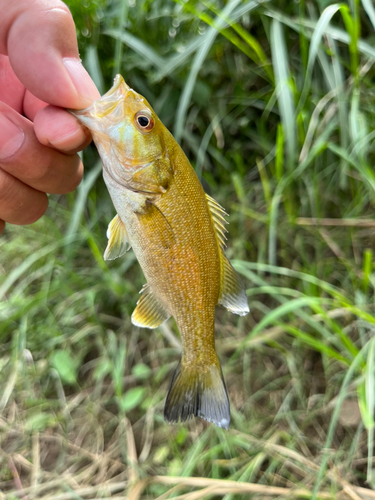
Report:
138,116,149,127
135,111,154,132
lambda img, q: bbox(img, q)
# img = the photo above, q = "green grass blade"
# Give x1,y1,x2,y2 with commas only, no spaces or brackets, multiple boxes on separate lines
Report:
233,260,348,301
174,0,242,142
283,324,350,365
270,19,296,168
312,344,368,499
238,296,328,347
104,29,165,70
65,160,102,242
85,45,105,94
362,0,375,29
366,338,375,482
112,1,128,78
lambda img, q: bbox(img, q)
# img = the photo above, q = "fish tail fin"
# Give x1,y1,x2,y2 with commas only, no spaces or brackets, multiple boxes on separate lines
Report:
164,357,230,429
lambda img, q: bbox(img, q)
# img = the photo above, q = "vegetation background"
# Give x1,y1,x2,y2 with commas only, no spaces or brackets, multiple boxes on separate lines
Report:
1,0,375,498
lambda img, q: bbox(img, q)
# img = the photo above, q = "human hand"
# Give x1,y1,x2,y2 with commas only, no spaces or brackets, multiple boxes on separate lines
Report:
0,0,100,234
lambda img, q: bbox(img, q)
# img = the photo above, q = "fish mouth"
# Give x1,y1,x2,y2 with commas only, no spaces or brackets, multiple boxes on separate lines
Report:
68,74,130,130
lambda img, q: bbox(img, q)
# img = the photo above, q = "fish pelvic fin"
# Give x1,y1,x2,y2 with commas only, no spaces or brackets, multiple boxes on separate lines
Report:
164,357,230,429
131,284,170,328
104,214,131,260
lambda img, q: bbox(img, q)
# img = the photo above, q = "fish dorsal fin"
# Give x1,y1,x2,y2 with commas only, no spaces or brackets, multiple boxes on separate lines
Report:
104,214,131,261
205,194,229,248
131,284,170,329
218,256,249,316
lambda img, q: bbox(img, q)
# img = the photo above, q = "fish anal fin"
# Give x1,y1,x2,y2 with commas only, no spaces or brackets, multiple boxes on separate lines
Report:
131,284,170,329
218,256,249,316
164,358,230,429
104,214,130,261
205,193,229,248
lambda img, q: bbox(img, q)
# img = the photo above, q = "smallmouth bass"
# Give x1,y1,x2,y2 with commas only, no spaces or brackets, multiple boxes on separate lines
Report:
71,75,249,429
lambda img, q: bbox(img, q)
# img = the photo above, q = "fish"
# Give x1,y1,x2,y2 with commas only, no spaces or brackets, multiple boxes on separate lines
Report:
70,75,249,429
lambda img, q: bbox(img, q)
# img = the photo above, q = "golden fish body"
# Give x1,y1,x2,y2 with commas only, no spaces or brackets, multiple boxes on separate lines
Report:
71,75,249,428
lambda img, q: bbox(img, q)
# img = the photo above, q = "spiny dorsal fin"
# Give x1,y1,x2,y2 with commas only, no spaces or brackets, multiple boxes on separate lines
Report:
219,257,249,316
104,214,131,261
205,194,229,248
164,359,230,429
131,284,170,329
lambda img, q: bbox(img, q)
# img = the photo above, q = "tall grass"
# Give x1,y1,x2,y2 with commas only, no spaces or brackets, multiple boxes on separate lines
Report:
1,0,375,498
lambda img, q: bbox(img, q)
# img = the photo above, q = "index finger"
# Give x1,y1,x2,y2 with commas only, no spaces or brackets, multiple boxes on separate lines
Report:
0,0,100,109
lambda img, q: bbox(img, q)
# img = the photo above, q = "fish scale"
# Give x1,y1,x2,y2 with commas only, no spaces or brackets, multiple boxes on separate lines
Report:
70,75,249,429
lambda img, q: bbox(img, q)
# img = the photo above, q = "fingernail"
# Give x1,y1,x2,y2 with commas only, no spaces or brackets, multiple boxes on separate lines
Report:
0,114,25,160
63,58,101,106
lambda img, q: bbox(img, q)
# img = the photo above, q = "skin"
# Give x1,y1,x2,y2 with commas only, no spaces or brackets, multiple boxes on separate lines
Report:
0,0,100,234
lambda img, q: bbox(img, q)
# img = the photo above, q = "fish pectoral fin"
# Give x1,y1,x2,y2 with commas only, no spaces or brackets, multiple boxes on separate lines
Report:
137,201,176,249
104,214,131,261
205,193,229,248
218,255,249,316
164,358,230,429
131,284,170,329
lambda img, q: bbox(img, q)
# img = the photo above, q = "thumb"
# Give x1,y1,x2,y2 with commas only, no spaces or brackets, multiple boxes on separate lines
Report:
0,0,100,109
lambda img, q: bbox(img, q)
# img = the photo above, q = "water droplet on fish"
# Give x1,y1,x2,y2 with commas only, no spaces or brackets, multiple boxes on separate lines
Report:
219,418,229,428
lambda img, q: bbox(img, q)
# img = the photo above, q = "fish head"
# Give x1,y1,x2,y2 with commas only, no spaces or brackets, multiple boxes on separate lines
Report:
70,75,166,181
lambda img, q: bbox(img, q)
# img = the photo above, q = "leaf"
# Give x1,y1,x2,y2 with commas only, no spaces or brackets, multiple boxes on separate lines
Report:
93,358,113,381
118,387,146,412
365,338,375,428
174,0,242,142
50,350,78,385
132,363,152,380
104,29,165,70
85,45,105,95
154,445,170,464
25,413,54,432
240,296,326,345
270,19,296,168
362,0,375,30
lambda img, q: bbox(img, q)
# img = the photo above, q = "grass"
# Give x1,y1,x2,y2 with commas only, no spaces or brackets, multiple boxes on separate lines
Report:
2,0,375,498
